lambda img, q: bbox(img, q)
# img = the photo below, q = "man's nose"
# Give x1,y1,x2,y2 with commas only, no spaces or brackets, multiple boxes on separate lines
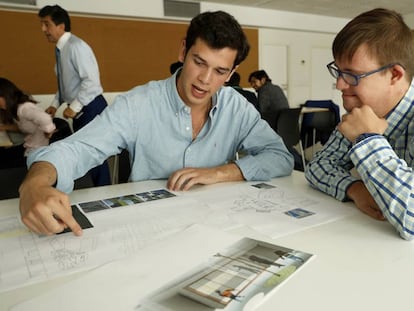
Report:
335,76,350,90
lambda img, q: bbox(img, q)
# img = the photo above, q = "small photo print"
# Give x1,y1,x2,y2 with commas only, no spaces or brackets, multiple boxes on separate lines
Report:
135,189,175,202
285,208,315,219
79,200,110,213
102,195,144,208
251,183,276,189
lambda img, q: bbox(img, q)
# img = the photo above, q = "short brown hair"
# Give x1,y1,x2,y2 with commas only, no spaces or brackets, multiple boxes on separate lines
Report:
332,8,414,81
185,11,250,69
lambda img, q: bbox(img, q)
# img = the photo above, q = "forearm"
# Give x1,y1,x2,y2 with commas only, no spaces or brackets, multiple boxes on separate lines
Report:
305,131,357,201
306,158,357,201
237,150,293,181
350,137,414,240
0,123,20,132
216,162,245,182
19,161,57,192
345,180,364,201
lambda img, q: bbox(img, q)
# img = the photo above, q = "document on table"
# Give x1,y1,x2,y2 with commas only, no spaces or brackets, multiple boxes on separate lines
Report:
1,182,355,294
11,224,241,311
188,181,358,239
243,183,358,238
0,196,210,293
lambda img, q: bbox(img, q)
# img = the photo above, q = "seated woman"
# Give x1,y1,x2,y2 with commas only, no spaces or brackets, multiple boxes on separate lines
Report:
0,77,56,169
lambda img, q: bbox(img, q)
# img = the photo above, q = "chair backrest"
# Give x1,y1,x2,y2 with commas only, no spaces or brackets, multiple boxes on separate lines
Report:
307,110,337,131
275,108,301,147
302,100,340,125
302,109,337,146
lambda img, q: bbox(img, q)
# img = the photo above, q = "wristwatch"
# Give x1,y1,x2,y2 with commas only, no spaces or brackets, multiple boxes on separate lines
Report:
354,133,378,145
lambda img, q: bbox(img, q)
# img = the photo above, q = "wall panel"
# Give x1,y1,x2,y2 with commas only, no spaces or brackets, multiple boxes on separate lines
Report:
0,9,258,94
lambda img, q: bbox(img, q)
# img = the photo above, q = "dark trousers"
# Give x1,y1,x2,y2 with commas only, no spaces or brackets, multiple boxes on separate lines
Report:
73,95,111,187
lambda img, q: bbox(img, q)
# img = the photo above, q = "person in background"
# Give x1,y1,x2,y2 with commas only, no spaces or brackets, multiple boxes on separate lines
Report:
19,10,294,236
38,5,110,187
0,77,55,167
225,72,260,112
248,70,289,129
305,8,414,240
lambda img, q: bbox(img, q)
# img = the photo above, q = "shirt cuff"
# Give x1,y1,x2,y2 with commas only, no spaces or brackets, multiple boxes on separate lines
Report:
69,100,83,113
51,98,60,108
354,133,379,145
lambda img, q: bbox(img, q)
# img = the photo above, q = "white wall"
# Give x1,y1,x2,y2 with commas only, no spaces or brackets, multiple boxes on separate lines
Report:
5,1,410,112
1,0,409,122
200,2,348,33
12,0,346,107
31,0,349,33
404,13,414,27
259,28,337,106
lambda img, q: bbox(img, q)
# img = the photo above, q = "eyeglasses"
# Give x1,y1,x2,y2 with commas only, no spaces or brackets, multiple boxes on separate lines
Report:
326,61,398,86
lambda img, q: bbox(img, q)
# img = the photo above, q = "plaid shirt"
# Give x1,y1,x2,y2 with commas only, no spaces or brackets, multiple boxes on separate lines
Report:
305,78,414,240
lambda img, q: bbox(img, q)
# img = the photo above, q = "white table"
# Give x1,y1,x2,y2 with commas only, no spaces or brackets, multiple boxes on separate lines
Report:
1,171,412,311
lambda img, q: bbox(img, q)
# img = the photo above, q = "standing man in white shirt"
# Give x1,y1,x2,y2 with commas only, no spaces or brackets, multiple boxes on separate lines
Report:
38,5,111,187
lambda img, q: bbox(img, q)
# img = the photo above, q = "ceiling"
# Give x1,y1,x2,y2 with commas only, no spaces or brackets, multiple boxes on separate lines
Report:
191,0,414,19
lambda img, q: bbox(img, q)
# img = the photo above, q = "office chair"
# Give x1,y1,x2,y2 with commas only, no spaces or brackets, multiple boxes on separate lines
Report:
302,110,337,157
302,100,340,125
275,108,306,171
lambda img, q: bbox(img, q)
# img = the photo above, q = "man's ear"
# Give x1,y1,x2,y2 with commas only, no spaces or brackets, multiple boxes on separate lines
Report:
225,66,239,83
390,63,406,85
178,39,186,63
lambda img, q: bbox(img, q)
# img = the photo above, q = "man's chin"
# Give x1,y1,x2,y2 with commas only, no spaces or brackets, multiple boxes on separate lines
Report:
342,101,360,113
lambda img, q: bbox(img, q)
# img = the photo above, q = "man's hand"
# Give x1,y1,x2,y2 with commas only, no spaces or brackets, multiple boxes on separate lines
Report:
19,162,82,236
167,163,243,191
45,106,57,117
338,105,388,142
63,106,77,119
346,181,385,221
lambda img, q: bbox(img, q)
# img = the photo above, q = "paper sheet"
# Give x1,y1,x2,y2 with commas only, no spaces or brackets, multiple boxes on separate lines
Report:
11,224,240,311
1,181,355,294
189,181,358,239
0,196,209,293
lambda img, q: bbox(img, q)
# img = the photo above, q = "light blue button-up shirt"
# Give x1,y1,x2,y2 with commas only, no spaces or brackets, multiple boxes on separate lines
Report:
28,72,294,193
305,78,414,240
53,32,103,113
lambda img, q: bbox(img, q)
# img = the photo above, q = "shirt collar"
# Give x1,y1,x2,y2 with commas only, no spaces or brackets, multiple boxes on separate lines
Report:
56,32,71,50
385,78,414,136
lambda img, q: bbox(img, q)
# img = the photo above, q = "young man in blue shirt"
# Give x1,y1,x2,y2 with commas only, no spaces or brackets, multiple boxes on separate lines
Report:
19,11,294,236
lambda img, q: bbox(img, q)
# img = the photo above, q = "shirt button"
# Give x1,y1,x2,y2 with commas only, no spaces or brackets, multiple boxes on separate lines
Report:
186,126,190,131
